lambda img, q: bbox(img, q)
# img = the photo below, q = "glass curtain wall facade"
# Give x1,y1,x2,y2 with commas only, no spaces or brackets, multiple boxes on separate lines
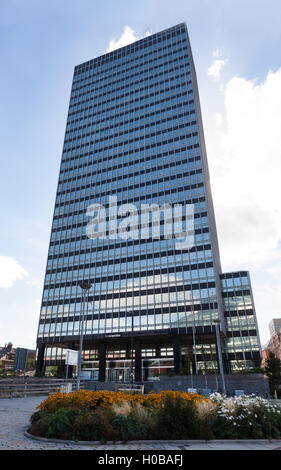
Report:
220,271,262,372
36,23,261,380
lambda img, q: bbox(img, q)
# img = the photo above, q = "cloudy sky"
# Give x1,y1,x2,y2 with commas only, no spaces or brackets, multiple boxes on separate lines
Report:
1,0,281,349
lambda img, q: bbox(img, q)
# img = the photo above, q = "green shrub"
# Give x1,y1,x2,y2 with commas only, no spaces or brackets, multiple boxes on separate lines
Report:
29,410,53,438
152,394,208,439
44,408,81,440
29,406,119,442
113,415,152,441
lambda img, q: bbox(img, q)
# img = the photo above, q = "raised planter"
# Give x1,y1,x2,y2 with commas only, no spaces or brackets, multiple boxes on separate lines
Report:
24,429,281,446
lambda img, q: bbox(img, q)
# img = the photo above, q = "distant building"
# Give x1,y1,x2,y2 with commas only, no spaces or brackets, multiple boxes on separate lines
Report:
261,340,271,368
269,319,281,338
266,318,281,362
0,343,16,371
270,333,281,362
0,344,36,374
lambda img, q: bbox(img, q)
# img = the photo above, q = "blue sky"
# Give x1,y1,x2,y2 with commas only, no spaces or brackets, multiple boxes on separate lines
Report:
1,0,281,349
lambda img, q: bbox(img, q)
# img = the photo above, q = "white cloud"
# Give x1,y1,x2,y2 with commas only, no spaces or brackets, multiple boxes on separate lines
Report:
25,279,42,288
0,256,28,288
205,67,281,342
106,26,139,53
207,68,281,268
215,112,223,128
212,48,223,58
208,58,228,81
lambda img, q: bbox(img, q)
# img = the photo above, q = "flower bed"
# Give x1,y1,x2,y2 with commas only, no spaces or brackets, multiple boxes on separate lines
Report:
28,390,281,442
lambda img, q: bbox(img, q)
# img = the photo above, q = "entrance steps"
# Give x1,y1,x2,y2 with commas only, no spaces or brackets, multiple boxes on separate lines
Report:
83,381,144,394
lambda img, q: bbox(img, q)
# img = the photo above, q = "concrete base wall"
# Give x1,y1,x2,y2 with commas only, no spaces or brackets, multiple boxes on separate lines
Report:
144,374,270,397
84,374,270,398
85,381,118,392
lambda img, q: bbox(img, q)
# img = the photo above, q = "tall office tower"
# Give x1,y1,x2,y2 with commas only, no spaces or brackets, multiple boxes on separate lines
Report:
36,23,262,381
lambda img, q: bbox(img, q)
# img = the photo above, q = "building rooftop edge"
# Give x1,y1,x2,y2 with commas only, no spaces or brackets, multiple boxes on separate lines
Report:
74,22,188,71
220,271,249,278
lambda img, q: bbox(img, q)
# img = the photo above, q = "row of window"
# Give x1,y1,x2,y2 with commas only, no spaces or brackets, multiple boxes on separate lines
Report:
73,30,187,81
64,119,196,150
63,130,197,164
69,78,192,117
43,267,215,298
65,117,196,153
74,32,186,78
47,238,211,262
56,174,201,207
40,281,217,315
71,50,189,104
59,159,201,198
53,197,206,234
49,229,210,257
64,101,196,149
60,138,200,184
55,177,205,210
70,71,191,110
65,102,195,139
38,309,219,337
41,285,217,315
57,157,200,198
68,85,193,124
46,248,213,281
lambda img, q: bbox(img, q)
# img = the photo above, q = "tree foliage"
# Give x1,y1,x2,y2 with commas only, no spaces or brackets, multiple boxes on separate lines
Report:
264,352,281,397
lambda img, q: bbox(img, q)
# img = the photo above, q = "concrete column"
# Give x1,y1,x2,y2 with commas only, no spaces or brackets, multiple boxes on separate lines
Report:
134,340,142,382
35,343,45,375
173,336,182,374
98,342,106,382
155,345,161,358
125,344,131,359
214,332,227,374
57,365,65,378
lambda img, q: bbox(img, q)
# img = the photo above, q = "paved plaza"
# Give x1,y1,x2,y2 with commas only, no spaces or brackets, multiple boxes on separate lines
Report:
0,396,281,450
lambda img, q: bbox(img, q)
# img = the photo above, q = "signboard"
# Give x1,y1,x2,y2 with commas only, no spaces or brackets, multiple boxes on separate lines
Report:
93,370,99,381
65,349,79,366
14,348,28,371
80,370,91,380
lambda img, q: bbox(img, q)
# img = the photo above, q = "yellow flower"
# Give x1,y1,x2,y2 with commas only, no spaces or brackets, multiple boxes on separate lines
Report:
38,389,208,412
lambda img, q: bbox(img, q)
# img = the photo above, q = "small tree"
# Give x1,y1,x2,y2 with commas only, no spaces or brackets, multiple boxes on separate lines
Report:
26,358,36,371
264,352,281,398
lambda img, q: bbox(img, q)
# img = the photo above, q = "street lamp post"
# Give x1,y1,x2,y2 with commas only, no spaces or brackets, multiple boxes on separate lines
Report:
77,280,92,391
192,320,198,374
190,302,198,375
130,312,134,385
213,319,226,395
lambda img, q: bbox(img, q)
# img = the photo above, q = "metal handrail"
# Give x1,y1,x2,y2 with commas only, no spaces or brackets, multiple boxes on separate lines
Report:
0,379,86,398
